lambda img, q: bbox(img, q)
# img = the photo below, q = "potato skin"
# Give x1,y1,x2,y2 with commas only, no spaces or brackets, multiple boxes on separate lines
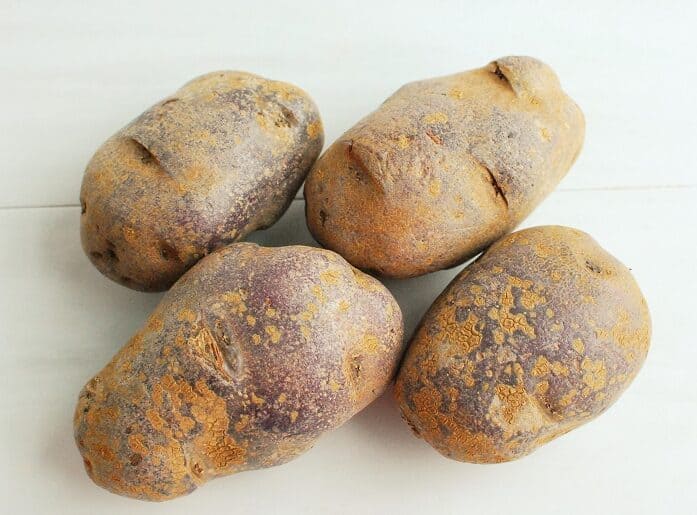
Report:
74,243,403,500
81,71,324,291
305,56,584,278
395,226,650,463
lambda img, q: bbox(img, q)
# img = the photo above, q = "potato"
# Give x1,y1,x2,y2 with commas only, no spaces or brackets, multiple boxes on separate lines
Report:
304,56,584,278
74,243,403,500
395,226,650,463
80,71,323,291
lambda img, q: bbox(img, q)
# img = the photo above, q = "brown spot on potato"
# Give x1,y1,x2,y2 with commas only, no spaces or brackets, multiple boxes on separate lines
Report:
160,242,178,261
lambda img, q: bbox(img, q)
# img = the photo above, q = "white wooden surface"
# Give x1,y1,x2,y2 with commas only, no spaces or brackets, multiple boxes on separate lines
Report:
1,2,695,514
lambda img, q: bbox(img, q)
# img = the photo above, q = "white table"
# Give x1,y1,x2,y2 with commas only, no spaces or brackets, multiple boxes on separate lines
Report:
1,2,695,514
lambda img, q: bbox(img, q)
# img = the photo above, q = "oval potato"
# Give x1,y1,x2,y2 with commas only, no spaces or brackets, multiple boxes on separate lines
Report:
74,243,403,500
305,56,584,277
395,226,650,462
81,71,323,291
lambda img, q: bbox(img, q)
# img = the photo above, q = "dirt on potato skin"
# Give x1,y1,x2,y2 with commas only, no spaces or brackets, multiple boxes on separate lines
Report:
304,56,585,278
395,226,650,463
74,243,404,501
80,71,324,292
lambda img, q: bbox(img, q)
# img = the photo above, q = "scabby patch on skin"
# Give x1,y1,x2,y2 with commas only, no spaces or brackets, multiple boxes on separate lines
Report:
395,226,650,463
75,243,404,501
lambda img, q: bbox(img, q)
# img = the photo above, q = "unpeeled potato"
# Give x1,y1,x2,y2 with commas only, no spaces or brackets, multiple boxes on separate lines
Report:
395,226,650,462
305,56,584,277
81,71,323,291
75,243,403,500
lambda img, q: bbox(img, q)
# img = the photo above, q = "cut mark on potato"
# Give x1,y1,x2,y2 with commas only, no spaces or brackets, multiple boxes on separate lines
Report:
484,165,509,209
346,145,366,183
128,137,173,179
191,324,238,381
130,137,156,165
345,140,386,193
491,61,514,93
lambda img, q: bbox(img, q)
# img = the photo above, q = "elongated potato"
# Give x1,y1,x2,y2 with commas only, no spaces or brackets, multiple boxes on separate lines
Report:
395,226,650,463
74,243,403,501
81,72,323,291
305,56,584,277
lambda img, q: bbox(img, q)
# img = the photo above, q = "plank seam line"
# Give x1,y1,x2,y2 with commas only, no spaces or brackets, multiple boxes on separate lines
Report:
0,184,694,210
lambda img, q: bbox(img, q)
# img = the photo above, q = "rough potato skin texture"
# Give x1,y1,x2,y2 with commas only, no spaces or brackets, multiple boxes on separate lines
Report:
395,226,650,463
74,243,403,500
305,56,584,278
81,71,324,291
